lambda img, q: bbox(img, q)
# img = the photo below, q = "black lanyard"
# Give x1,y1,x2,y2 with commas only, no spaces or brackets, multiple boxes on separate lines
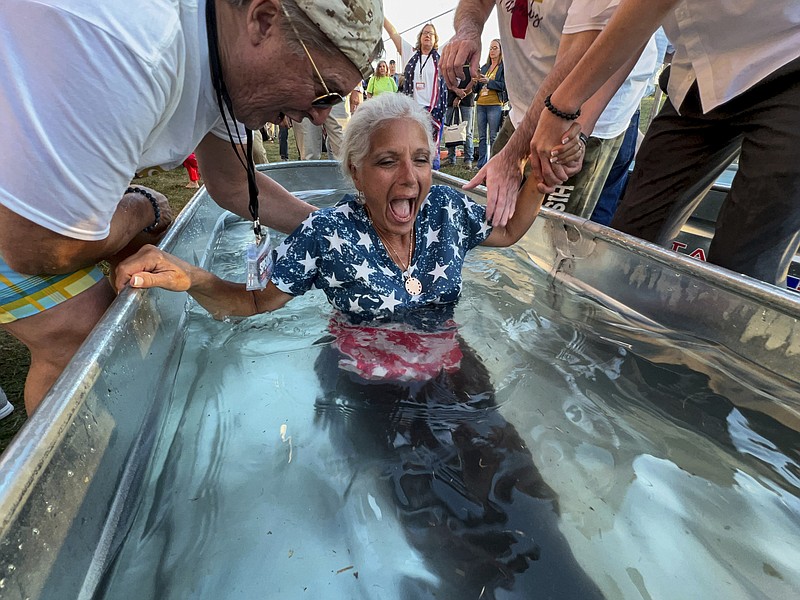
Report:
206,0,262,240
418,52,432,77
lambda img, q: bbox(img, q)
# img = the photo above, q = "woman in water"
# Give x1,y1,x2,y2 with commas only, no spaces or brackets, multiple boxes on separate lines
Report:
116,93,599,598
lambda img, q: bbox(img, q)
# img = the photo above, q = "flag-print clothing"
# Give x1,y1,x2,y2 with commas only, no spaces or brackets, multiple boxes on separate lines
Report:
271,185,492,325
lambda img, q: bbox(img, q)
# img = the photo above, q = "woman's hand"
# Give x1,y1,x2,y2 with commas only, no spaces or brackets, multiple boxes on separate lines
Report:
114,245,194,293
546,122,583,165
532,120,584,193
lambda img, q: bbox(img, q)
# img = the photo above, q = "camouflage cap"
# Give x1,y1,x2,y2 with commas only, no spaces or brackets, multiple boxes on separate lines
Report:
294,0,383,79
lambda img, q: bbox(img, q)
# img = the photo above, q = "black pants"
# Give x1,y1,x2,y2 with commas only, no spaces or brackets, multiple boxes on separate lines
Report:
314,341,605,599
611,55,800,285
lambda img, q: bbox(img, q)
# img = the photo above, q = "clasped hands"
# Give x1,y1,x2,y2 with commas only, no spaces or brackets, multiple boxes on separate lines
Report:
440,36,583,227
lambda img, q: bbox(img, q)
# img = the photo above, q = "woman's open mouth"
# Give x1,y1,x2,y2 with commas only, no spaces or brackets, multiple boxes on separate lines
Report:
389,197,415,223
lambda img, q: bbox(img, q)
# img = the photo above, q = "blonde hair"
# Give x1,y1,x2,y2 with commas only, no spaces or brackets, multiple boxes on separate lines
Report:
415,23,438,52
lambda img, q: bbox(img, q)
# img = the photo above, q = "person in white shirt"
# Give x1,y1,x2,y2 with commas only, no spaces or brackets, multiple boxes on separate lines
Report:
441,0,649,225
0,0,383,415
530,0,800,287
384,19,449,170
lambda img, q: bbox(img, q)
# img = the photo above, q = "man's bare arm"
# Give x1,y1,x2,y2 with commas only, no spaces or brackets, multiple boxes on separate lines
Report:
441,0,495,87
195,132,315,235
466,30,601,226
530,0,678,183
0,189,168,275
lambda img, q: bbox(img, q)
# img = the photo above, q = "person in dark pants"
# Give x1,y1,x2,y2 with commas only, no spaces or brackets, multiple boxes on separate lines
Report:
278,116,291,160
589,110,639,226
313,319,605,600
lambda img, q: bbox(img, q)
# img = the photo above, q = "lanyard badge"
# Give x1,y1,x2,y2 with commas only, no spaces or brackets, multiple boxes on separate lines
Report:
245,219,273,291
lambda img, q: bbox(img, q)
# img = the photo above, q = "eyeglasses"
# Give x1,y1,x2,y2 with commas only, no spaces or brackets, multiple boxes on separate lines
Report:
281,6,346,108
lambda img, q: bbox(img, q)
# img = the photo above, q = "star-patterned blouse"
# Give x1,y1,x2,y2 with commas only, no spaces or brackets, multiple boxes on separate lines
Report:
271,185,492,324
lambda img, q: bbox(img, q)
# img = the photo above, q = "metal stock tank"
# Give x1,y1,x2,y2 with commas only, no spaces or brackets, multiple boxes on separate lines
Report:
0,162,798,599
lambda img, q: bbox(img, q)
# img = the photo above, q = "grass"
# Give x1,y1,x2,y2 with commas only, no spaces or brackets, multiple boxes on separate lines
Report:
0,127,478,454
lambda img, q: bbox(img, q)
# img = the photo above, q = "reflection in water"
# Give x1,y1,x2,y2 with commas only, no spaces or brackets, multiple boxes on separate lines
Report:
314,315,605,600
93,218,800,600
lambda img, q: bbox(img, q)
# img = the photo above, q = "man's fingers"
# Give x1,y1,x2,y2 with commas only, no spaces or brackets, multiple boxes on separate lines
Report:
537,181,557,195
549,161,569,186
463,166,487,191
529,152,545,186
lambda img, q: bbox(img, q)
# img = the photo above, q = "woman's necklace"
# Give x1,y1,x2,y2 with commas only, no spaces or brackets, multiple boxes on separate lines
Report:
366,208,423,296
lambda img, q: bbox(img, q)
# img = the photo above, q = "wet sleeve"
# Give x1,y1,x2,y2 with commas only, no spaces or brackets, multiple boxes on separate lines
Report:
270,214,324,296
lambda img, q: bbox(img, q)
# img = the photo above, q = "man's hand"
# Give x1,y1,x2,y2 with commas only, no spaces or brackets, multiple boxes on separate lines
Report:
463,147,526,228
529,110,577,193
440,30,482,89
134,186,173,236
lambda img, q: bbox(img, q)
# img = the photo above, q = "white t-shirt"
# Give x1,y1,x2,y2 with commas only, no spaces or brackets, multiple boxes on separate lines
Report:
401,39,439,108
591,33,660,139
495,0,619,128
0,0,244,241
662,0,800,112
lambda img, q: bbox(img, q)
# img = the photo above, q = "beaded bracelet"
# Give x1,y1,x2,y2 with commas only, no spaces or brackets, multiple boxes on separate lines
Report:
126,186,160,233
544,94,581,120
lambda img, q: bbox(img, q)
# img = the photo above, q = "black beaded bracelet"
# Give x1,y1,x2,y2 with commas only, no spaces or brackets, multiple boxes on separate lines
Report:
126,186,160,233
544,94,581,120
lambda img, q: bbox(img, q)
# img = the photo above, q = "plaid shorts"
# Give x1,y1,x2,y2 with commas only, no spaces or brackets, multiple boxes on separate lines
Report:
0,254,105,324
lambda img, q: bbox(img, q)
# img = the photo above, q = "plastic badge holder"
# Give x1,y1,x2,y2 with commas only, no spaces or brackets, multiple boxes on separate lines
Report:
245,231,273,291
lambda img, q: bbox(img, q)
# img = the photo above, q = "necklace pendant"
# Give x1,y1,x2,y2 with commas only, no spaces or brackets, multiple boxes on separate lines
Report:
404,276,423,296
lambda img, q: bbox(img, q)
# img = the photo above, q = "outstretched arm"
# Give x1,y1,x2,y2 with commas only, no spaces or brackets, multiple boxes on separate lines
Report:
440,0,495,87
482,123,581,247
115,245,292,319
383,17,403,57
531,0,678,186
195,132,315,235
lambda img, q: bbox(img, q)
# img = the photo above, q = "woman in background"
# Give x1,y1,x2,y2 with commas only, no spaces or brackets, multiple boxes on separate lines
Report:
384,18,448,170
366,60,398,98
474,39,506,169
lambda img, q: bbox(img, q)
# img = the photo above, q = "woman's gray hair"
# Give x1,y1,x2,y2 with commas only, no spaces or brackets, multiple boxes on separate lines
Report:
340,93,436,184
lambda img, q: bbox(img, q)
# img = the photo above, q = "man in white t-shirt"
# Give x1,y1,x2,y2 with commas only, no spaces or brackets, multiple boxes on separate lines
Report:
442,0,656,224
530,0,800,287
0,0,383,415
